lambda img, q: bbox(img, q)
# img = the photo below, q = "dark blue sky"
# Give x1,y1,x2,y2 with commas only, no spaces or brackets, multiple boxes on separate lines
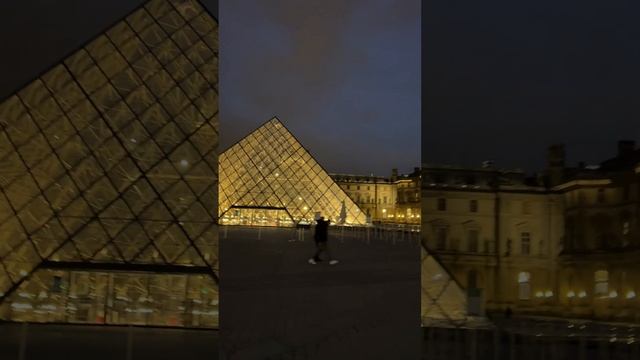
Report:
219,0,420,176
422,0,640,171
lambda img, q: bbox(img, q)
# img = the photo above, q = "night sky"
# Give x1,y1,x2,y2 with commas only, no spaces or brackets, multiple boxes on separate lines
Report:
423,0,640,172
0,0,420,177
219,0,420,176
4,1,636,175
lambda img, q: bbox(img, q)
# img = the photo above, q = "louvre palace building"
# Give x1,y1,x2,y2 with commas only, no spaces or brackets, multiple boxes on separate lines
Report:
422,141,640,323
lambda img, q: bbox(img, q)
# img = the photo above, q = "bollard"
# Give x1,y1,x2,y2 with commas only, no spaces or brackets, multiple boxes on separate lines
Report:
126,325,134,360
471,328,479,360
18,322,28,360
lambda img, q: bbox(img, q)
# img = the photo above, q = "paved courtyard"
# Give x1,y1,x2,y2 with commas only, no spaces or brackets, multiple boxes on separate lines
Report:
0,323,218,360
219,226,422,360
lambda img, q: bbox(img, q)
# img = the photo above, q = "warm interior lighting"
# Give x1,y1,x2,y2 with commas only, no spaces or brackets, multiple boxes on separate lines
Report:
609,290,618,298
626,290,636,299
535,291,544,298
545,290,553,298
578,291,587,298
567,291,576,298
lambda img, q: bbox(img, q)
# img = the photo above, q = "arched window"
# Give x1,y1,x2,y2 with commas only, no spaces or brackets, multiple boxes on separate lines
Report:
518,272,531,300
594,270,609,296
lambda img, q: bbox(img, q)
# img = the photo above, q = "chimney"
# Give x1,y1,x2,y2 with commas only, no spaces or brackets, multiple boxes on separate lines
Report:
547,144,565,186
391,168,398,181
618,140,635,157
547,144,565,168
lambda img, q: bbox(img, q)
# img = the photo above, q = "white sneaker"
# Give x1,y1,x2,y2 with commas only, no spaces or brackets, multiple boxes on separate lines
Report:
329,260,339,265
308,258,317,265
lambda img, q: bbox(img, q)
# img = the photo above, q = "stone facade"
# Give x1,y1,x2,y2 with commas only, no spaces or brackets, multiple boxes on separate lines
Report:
423,141,640,322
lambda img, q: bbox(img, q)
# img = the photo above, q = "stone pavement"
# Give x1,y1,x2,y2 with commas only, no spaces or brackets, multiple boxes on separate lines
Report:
0,323,218,360
219,226,422,360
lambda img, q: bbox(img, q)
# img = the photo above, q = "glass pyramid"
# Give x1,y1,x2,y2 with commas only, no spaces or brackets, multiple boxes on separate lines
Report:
219,118,368,226
421,244,468,326
0,0,219,327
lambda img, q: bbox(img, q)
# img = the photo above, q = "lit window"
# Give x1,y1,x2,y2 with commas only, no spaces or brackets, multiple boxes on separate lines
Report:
594,270,608,296
518,272,531,300
437,198,447,211
521,232,531,255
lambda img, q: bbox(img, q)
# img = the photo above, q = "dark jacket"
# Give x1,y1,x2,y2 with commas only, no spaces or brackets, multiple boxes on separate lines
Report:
314,219,330,242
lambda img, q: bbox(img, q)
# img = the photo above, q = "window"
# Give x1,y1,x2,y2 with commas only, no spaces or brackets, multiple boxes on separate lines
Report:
470,199,478,213
357,186,361,190
383,196,387,204
347,185,350,190
468,230,479,252
437,198,447,211
597,188,605,203
367,186,370,191
594,270,608,296
484,240,493,254
518,272,531,300
520,232,531,255
623,221,630,236
468,270,478,289
436,228,447,250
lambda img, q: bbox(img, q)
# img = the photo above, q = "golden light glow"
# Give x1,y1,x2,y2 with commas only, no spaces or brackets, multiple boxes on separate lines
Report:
0,0,219,328
218,118,367,226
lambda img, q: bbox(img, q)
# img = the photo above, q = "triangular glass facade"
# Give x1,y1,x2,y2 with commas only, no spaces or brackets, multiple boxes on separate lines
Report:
421,245,468,325
0,0,219,327
219,118,367,226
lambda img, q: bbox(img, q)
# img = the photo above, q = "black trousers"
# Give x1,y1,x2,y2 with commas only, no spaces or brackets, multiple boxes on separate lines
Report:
313,240,333,261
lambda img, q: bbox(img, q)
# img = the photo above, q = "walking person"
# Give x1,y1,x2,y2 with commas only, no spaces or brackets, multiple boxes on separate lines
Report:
308,216,338,265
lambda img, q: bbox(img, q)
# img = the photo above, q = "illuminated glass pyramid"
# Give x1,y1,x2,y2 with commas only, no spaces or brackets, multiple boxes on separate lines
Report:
0,0,218,327
421,245,468,325
219,118,367,226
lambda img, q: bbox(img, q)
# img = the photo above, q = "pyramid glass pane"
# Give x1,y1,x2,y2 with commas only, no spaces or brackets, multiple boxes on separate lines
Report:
219,118,367,227
0,0,218,328
421,244,468,326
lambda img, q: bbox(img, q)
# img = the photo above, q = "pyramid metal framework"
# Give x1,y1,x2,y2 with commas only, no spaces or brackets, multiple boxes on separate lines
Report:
0,0,219,327
421,244,468,326
219,118,368,226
